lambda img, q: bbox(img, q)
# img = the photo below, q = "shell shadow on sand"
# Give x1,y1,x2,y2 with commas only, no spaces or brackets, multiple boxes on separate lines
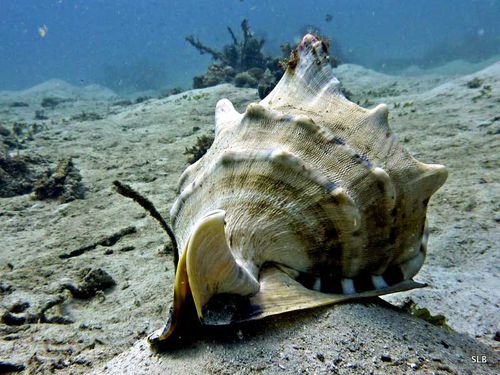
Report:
98,299,498,374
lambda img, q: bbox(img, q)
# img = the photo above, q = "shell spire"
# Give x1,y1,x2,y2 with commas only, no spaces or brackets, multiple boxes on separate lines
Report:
149,34,448,347
261,34,344,110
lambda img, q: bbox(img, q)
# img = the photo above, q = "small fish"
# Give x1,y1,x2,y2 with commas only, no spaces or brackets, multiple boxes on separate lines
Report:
325,14,333,23
38,24,48,38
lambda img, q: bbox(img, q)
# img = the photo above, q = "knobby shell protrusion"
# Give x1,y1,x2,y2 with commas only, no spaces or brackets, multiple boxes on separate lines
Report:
149,34,448,346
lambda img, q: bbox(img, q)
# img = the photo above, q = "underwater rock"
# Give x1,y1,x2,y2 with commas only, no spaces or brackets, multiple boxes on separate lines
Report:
33,158,85,202
1,122,47,151
8,101,29,108
149,34,448,345
0,281,14,295
0,154,49,197
34,110,48,120
193,64,234,89
466,77,483,89
257,68,282,99
69,112,103,122
7,301,30,314
187,19,284,94
61,268,116,299
0,361,25,373
40,97,71,110
234,71,258,88
1,295,72,326
0,126,14,154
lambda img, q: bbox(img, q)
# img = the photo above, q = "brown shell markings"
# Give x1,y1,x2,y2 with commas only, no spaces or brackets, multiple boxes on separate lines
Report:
149,34,448,345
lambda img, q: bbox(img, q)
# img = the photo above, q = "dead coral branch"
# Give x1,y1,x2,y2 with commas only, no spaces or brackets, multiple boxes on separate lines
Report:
185,35,229,64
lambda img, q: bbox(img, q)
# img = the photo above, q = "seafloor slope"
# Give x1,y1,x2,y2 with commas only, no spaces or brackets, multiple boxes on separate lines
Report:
0,62,498,374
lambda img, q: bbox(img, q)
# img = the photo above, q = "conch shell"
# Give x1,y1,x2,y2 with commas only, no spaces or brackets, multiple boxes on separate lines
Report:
149,34,448,344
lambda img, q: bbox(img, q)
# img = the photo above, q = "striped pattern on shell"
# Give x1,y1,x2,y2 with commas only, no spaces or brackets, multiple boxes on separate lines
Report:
150,34,448,345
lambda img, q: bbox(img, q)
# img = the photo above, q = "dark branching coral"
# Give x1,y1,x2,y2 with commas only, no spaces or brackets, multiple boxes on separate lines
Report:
184,135,215,164
187,20,346,99
187,19,266,73
186,19,285,98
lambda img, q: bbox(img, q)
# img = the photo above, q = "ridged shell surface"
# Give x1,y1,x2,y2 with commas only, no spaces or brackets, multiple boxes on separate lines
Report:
171,35,446,286
149,34,448,344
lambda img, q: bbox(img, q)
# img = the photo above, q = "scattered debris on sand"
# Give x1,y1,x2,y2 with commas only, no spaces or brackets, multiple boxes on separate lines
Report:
1,295,72,327
59,226,137,259
33,157,85,202
466,76,484,89
0,153,49,197
60,268,116,299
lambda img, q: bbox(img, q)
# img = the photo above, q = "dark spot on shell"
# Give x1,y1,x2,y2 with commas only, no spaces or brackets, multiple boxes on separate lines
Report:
325,181,337,193
352,153,373,169
320,273,342,294
360,154,373,168
333,137,345,145
330,194,343,206
389,227,397,244
296,272,317,289
382,266,404,286
353,274,374,292
422,198,429,207
323,225,339,242
376,180,385,193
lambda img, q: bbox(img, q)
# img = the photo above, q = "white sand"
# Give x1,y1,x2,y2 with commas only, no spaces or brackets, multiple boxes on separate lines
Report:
0,60,498,373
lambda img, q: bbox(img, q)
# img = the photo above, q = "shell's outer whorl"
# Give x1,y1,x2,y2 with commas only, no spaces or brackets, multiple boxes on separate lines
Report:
167,34,448,329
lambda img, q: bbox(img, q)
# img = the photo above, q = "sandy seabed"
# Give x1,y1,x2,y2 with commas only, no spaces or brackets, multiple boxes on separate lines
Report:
0,61,499,374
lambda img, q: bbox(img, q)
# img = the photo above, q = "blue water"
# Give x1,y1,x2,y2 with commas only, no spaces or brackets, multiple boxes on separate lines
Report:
1,0,499,91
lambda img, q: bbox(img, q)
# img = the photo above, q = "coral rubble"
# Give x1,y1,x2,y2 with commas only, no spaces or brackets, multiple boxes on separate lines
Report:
186,19,287,98
33,158,85,202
